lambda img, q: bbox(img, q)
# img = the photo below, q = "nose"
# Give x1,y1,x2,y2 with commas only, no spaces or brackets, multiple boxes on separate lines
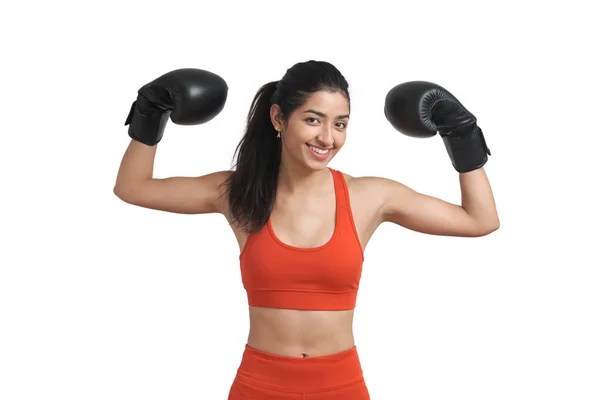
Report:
317,126,334,147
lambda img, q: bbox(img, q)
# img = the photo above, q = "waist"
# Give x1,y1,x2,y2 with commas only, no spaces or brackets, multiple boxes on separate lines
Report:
235,344,364,391
248,306,354,355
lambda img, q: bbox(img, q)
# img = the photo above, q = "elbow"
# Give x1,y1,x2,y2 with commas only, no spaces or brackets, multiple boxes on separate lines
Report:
113,184,129,201
465,214,500,237
487,222,500,235
479,219,500,236
491,215,501,232
113,184,122,199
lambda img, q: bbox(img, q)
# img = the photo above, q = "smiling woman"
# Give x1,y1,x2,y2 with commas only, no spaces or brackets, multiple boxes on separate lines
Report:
114,60,498,400
220,63,373,398
299,107,350,160
278,93,350,162
224,61,352,235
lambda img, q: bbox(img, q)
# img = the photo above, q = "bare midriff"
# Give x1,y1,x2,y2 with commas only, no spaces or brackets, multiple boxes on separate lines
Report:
246,306,355,358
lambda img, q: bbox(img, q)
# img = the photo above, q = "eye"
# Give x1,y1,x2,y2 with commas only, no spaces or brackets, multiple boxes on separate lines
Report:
305,117,319,124
336,122,347,129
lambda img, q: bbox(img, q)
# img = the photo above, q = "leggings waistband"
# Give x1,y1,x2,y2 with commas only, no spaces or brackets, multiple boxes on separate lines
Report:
234,344,364,392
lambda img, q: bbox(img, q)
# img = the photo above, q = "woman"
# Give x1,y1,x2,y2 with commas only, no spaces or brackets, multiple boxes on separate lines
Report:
115,60,499,399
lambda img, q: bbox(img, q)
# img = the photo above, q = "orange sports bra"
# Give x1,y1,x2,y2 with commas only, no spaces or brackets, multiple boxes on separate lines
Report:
239,168,364,311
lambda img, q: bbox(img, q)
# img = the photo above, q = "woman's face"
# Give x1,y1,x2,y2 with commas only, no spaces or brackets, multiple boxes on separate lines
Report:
272,90,350,171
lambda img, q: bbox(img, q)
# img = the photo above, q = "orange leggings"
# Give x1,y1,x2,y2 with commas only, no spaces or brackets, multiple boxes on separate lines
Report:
228,344,370,399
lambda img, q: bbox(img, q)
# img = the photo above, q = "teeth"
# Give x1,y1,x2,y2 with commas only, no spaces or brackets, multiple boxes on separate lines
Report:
309,145,329,155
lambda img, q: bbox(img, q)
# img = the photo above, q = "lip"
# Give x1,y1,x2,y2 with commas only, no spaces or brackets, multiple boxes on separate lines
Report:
306,144,333,161
306,144,333,151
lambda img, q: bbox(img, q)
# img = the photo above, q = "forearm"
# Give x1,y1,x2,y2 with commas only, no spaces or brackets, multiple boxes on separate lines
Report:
459,167,499,229
114,139,157,191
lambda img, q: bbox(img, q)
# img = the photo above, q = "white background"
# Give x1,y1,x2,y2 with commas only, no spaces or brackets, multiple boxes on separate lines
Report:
2,0,599,399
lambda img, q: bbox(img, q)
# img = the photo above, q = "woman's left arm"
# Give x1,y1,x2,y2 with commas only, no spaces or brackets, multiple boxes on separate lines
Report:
374,168,499,237
379,80,500,237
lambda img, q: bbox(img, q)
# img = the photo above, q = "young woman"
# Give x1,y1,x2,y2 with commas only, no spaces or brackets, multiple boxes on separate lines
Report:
115,60,499,399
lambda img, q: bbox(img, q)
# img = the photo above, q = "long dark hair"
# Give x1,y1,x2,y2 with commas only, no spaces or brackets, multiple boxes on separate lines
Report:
223,60,350,233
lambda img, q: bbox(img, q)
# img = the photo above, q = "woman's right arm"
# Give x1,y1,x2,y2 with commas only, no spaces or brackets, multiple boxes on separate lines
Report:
113,139,231,215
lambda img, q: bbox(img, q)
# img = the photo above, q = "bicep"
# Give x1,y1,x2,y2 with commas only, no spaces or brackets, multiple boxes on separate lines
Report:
114,170,232,215
378,178,484,237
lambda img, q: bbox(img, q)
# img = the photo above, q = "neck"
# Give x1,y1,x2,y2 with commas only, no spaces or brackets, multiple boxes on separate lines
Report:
278,157,329,195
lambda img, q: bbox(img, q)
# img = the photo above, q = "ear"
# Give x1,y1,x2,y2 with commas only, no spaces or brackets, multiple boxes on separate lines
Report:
270,104,284,130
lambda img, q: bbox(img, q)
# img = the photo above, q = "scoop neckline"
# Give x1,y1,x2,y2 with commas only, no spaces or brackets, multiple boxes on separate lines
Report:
267,168,338,252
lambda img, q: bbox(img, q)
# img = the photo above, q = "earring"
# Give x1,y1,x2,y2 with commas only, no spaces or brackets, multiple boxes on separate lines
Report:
276,129,281,138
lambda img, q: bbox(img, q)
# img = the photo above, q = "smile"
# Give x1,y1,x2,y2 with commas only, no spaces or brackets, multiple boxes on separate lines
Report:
306,144,331,155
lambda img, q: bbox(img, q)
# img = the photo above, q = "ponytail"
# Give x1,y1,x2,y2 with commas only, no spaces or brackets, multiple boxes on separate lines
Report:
224,60,350,234
224,81,281,233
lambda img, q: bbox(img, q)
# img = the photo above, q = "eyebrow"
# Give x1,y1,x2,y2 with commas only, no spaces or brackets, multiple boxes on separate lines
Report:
303,109,350,119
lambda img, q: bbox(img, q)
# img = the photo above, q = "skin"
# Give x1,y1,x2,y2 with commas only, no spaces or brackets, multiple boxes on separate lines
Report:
114,90,500,359
236,90,498,358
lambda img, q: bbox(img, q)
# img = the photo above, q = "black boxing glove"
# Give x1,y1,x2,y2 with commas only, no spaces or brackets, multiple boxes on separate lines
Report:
384,81,491,173
124,68,228,146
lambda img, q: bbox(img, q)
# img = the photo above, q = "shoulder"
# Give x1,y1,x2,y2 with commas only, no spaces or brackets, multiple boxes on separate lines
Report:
336,170,402,196
335,169,408,211
335,170,429,227
213,170,235,214
333,170,415,228
211,170,234,198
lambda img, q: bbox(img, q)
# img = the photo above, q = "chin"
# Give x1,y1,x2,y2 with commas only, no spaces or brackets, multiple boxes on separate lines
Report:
305,162,329,171
304,155,335,171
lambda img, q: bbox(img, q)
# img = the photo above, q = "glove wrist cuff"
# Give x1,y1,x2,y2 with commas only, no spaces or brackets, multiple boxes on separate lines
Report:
441,126,491,173
124,100,170,146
